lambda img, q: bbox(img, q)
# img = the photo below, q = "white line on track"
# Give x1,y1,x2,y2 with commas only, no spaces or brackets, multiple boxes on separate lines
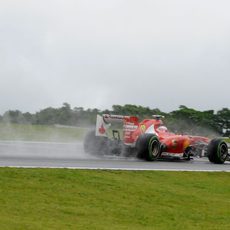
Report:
3,165,230,172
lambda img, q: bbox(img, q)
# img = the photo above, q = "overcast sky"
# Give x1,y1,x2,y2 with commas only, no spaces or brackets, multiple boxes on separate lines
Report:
0,0,230,114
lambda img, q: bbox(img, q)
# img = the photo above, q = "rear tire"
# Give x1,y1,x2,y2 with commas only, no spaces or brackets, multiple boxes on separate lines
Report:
207,138,228,164
136,134,161,161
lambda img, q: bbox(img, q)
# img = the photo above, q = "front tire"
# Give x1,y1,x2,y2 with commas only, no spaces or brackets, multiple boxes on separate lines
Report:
207,138,228,164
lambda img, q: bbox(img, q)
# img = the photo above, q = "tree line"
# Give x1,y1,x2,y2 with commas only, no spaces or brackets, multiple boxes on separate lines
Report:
0,103,229,136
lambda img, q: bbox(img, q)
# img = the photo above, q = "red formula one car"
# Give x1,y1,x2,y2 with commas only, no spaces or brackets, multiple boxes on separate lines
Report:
84,114,230,164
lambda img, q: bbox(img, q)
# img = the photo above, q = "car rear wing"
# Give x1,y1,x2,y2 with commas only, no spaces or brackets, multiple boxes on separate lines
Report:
96,114,139,145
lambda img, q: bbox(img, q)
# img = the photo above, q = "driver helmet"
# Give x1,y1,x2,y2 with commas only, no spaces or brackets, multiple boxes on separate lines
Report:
157,126,168,132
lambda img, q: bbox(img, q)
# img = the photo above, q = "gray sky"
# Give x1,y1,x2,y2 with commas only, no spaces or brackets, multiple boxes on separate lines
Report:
0,0,230,114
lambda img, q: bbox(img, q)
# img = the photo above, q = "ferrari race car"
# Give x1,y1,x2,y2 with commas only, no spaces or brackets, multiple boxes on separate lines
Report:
84,114,230,164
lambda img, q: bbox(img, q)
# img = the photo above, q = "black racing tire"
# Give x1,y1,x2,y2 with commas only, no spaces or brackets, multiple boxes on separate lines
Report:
207,138,228,164
83,130,108,156
136,134,161,161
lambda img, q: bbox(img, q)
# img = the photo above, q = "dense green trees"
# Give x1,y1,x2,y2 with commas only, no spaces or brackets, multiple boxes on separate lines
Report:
2,110,27,124
166,106,217,135
112,104,162,118
0,103,229,136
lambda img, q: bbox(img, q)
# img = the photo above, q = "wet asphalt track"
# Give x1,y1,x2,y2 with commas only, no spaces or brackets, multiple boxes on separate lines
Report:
0,140,230,171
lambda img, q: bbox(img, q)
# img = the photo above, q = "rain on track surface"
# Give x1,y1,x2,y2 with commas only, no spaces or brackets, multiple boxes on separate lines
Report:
0,140,229,171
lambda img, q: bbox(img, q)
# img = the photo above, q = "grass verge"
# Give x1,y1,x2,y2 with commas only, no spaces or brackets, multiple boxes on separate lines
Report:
0,168,229,230
0,123,87,142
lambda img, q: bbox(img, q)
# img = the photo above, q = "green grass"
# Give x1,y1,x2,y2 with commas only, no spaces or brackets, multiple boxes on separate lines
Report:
0,168,229,230
0,123,87,142
224,137,230,143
